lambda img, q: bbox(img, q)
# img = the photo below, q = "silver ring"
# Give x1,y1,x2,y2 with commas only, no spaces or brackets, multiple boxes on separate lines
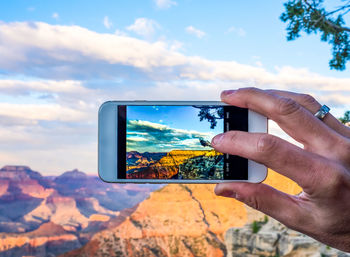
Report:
314,105,330,120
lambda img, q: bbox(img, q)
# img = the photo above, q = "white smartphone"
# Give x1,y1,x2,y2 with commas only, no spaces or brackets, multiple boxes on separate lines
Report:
98,101,267,183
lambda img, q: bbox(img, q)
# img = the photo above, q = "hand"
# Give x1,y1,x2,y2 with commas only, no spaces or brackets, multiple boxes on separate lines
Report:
211,88,350,252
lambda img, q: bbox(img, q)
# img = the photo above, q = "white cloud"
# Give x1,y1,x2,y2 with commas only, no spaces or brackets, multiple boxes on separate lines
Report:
227,26,246,37
0,103,88,122
126,18,160,38
251,56,262,66
103,16,112,29
185,26,206,38
115,29,127,36
0,22,349,100
52,12,59,20
0,21,349,174
317,94,350,108
127,119,213,152
154,0,177,9
0,78,99,119
0,79,88,95
169,40,183,51
127,137,148,142
0,128,97,175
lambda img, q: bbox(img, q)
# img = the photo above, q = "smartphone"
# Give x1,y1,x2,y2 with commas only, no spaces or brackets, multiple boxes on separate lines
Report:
98,101,267,183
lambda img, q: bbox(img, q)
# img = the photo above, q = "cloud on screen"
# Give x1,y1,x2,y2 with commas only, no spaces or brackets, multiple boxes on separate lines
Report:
127,120,213,152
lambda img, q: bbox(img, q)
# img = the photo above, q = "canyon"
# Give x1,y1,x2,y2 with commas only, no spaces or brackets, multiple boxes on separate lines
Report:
126,150,222,179
1,165,349,257
61,168,305,257
0,165,160,257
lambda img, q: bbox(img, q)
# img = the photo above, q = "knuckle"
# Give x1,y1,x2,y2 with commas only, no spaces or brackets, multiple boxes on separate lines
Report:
299,94,318,107
243,195,261,211
227,131,239,144
257,134,278,153
302,166,322,193
324,169,346,193
236,185,262,211
301,158,333,194
275,97,301,117
311,160,350,198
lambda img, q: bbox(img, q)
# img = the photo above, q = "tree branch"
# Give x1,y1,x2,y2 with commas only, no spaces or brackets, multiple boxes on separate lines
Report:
303,0,350,32
326,3,350,16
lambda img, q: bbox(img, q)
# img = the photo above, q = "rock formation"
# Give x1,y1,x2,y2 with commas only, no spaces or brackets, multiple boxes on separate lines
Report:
127,150,221,179
0,222,81,257
179,154,223,180
224,170,350,257
61,184,248,257
0,165,158,257
225,214,350,257
61,169,332,257
2,165,347,257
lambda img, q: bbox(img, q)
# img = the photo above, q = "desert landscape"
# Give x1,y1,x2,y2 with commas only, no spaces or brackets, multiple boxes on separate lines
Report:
126,150,223,180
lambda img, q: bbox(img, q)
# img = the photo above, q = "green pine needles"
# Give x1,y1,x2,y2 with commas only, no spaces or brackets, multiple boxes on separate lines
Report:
281,0,350,70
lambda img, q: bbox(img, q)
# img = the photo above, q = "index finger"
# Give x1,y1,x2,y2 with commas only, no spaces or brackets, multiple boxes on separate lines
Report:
221,88,341,150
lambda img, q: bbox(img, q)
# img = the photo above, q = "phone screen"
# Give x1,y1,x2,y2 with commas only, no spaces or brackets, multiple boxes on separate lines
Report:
117,105,248,180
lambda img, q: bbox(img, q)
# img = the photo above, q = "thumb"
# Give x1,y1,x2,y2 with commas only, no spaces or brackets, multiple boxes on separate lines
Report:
215,182,303,229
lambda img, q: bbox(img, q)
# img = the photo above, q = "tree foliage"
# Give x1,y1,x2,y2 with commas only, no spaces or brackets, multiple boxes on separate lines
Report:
340,110,350,124
280,0,350,70
194,106,224,129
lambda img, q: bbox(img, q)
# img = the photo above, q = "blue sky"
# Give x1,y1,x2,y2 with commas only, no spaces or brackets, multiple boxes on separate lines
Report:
127,105,219,132
0,0,349,174
126,105,223,152
1,0,348,77
1,0,349,80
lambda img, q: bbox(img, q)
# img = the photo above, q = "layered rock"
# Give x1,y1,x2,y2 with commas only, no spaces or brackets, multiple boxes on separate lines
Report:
0,165,159,257
126,151,167,171
225,170,350,257
0,222,81,257
61,184,248,257
225,216,350,257
61,169,311,257
2,164,342,257
179,154,223,180
127,150,221,179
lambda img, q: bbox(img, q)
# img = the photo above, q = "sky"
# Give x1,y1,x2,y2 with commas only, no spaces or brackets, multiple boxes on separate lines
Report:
0,0,349,175
126,106,222,152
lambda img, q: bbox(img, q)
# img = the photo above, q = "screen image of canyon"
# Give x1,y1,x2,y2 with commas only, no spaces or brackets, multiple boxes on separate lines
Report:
126,105,224,179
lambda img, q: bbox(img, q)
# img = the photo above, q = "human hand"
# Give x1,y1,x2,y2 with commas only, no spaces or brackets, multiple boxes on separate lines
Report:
211,88,350,252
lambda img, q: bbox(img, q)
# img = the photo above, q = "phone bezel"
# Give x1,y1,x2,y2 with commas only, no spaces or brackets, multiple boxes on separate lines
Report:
98,101,268,183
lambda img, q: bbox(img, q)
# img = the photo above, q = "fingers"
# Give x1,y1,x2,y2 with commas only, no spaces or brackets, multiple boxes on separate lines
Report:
212,131,326,193
215,182,305,230
221,88,341,151
267,90,350,139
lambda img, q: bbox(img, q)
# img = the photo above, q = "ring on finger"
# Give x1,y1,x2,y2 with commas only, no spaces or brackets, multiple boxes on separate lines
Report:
314,105,330,120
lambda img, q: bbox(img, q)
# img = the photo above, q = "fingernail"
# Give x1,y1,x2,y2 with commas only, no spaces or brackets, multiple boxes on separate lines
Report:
212,134,224,146
221,90,236,99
